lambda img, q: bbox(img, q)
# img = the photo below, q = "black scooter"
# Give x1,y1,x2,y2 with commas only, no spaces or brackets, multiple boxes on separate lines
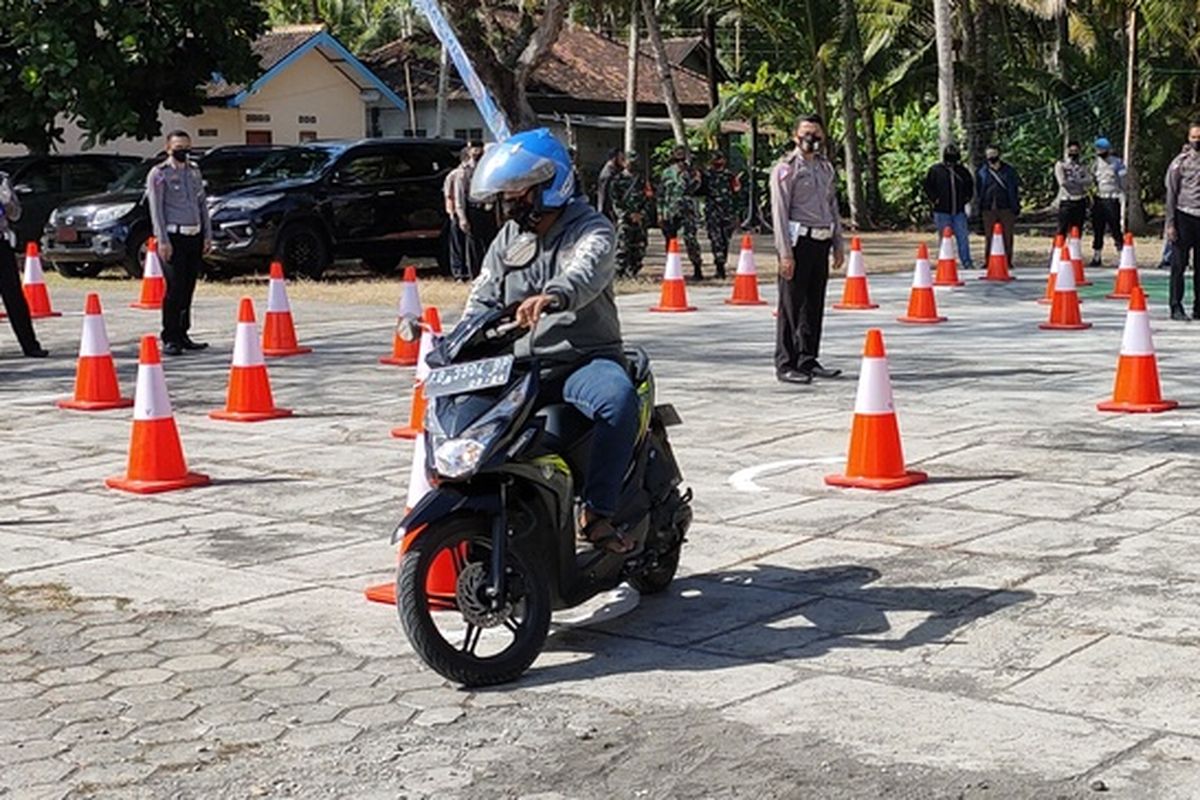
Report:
390,303,692,687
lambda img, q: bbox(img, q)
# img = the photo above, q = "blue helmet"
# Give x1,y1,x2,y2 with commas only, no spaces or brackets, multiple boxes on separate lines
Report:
1095,137,1112,150
469,128,575,209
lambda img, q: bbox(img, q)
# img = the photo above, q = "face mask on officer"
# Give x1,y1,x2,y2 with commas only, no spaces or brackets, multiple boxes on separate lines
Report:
1097,149,1110,158
1067,149,1080,162
798,133,823,154
170,147,191,163
943,147,960,164
986,150,1001,165
1191,139,1200,153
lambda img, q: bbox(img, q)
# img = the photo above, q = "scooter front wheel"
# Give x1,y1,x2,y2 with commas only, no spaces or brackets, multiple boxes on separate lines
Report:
397,515,551,687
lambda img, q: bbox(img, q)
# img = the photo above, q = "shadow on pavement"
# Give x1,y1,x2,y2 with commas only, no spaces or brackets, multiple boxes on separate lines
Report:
526,564,1035,684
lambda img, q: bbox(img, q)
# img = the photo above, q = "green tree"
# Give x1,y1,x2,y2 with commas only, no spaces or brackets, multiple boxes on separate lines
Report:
0,0,267,151
265,0,412,53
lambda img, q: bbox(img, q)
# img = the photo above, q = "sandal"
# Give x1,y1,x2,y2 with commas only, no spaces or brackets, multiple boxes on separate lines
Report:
578,514,637,555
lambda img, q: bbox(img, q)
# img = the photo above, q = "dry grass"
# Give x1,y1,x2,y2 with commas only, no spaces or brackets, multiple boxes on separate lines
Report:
38,229,1080,309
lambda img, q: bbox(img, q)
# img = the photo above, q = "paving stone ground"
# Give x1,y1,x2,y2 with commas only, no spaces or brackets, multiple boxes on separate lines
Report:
1,246,1198,798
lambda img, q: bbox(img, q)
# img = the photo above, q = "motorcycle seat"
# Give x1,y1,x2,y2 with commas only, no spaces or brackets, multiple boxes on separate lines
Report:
528,403,592,471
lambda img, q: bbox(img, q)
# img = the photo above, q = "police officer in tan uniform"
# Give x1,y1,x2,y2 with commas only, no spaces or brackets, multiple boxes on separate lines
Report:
147,130,211,355
770,114,844,385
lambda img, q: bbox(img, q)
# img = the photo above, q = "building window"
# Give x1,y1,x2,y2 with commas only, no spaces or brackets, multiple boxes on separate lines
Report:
299,131,318,143
403,129,427,138
197,128,219,138
453,128,484,142
298,115,317,125
245,113,271,123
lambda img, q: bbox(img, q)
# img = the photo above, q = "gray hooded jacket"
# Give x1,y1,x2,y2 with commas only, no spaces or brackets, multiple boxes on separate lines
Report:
463,199,623,363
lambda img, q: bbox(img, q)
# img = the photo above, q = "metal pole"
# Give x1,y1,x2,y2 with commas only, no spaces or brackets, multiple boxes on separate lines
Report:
624,0,639,154
435,45,449,138
1121,7,1139,232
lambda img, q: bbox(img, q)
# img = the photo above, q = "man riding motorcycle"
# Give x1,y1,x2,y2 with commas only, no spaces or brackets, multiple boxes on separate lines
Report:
465,128,638,555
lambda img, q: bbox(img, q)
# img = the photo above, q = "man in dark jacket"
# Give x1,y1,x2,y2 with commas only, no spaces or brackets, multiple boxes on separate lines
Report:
923,144,975,269
976,146,1020,269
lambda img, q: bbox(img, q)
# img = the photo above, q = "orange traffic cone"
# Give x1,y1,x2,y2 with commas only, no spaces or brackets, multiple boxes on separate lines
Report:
834,237,878,310
1039,236,1064,305
1069,226,1092,286
130,237,166,310
22,242,61,318
1106,233,1140,300
1040,245,1092,331
651,238,697,312
381,266,423,365
725,234,766,306
825,329,927,491
1098,286,1177,413
933,227,964,287
392,306,441,440
209,298,293,422
981,224,1015,282
106,336,211,494
57,294,133,411
898,244,946,324
262,261,312,357
363,429,462,607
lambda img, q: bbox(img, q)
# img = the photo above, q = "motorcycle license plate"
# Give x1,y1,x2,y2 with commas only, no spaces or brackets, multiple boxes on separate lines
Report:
424,355,514,399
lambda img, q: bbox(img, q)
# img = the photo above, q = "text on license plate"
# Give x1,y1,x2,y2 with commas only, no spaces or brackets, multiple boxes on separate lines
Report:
423,355,514,399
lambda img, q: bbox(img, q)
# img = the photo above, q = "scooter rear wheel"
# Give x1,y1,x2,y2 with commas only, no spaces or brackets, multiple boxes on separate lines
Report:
397,515,551,687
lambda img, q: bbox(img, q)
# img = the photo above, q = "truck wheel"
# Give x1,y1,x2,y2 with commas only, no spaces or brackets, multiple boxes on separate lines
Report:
275,224,329,280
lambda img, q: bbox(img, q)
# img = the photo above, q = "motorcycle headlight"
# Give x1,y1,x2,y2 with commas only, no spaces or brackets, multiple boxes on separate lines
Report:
219,193,283,213
428,375,532,479
91,203,135,227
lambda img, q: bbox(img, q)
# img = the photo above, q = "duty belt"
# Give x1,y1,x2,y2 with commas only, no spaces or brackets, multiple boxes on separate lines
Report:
1178,206,1200,218
788,221,835,242
166,224,202,235
1097,193,1123,200
1062,195,1087,202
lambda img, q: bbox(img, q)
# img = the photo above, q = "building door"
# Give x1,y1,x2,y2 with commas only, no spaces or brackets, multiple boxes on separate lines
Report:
245,131,273,145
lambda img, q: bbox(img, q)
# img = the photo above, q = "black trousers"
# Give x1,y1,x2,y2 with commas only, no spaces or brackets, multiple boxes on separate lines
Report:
1056,199,1088,237
162,233,204,345
1170,211,1200,313
447,221,467,279
0,238,40,354
464,205,497,279
776,235,832,373
1091,198,1122,253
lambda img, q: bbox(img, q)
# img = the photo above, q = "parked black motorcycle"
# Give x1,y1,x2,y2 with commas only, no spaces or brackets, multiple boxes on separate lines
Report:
391,303,692,687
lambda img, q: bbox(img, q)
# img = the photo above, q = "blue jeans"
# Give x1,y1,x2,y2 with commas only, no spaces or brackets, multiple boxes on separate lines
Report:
933,211,974,268
563,357,639,517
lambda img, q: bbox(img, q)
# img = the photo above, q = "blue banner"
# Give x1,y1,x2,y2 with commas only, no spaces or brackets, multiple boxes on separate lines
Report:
413,0,513,142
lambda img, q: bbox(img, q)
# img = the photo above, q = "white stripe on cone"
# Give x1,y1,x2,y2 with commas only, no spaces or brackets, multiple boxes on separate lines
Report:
1069,235,1082,261
912,257,933,289
736,243,756,276
415,325,436,382
133,364,173,421
399,281,421,319
854,357,895,416
78,313,111,358
232,321,265,368
1048,245,1060,275
407,432,433,509
938,234,955,262
1055,250,1078,291
24,254,45,284
266,277,290,313
143,249,164,279
990,232,1006,256
1120,309,1155,357
663,249,684,281
845,249,866,278
1119,243,1136,269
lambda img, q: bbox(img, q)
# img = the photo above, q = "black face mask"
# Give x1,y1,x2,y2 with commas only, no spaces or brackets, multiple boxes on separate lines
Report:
798,133,823,154
1097,150,1110,158
501,193,541,232
170,148,190,163
944,152,960,164
987,156,1000,165
1068,152,1080,161
1191,141,1200,152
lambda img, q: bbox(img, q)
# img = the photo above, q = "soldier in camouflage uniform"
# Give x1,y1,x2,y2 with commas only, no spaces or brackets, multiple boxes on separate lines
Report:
657,146,704,279
703,151,740,279
612,152,649,277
